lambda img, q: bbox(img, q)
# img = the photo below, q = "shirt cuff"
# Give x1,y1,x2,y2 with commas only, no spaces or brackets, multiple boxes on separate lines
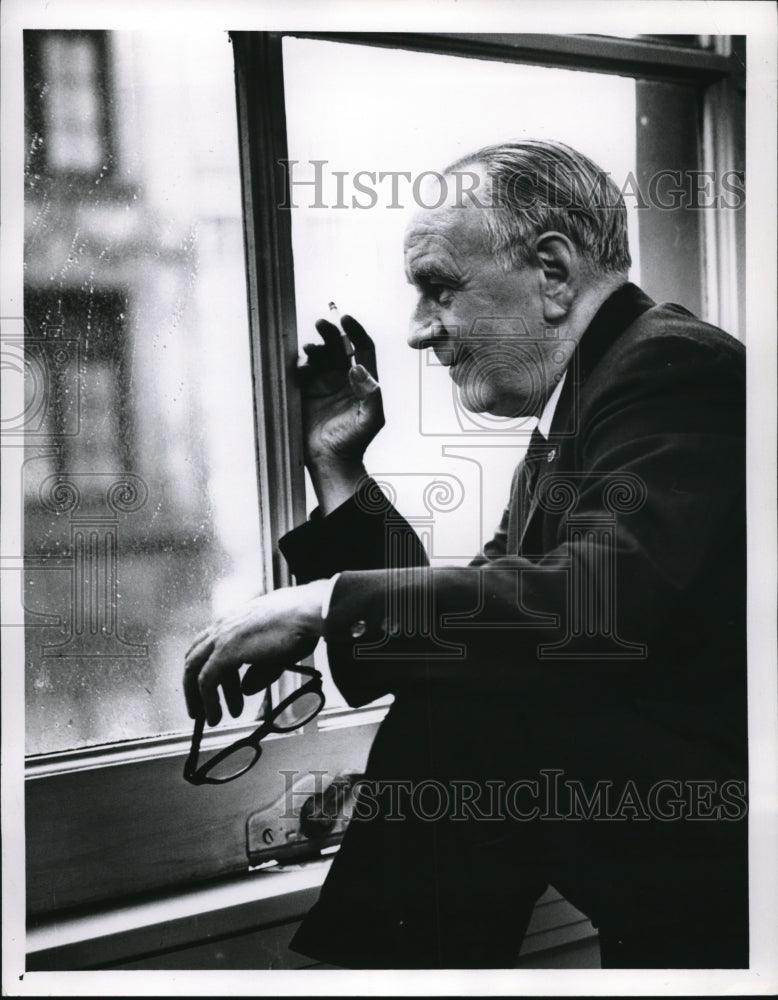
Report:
320,573,340,620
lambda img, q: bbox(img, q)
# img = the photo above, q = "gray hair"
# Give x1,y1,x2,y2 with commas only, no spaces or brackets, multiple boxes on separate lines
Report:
445,139,631,275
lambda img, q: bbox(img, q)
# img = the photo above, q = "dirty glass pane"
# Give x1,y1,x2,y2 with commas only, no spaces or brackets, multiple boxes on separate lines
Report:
282,38,637,709
22,31,262,754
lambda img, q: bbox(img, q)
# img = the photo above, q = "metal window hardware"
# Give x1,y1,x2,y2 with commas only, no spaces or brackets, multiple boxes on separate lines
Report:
246,770,363,867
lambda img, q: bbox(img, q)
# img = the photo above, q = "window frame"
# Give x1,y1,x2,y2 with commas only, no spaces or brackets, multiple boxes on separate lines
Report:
24,28,746,961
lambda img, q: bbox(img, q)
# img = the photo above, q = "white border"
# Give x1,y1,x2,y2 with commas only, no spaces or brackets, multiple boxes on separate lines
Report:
2,1,776,996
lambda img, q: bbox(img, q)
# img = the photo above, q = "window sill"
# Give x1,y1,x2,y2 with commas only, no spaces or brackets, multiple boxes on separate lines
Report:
26,713,382,916
27,861,598,971
27,858,332,971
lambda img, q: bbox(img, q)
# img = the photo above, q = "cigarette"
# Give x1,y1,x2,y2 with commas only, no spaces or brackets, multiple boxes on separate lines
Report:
328,301,357,368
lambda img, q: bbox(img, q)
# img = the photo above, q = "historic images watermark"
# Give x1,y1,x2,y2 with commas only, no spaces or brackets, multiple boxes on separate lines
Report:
279,768,748,825
279,160,746,212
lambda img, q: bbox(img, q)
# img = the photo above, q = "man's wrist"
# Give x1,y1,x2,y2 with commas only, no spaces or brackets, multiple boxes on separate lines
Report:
307,458,367,516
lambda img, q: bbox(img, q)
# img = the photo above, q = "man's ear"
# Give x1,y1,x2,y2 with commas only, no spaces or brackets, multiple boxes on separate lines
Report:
535,231,578,324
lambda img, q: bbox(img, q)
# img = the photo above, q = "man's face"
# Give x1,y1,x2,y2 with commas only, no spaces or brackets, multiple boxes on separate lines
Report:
403,190,561,418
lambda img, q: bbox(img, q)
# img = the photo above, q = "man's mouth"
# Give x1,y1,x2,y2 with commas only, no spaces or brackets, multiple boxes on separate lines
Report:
436,342,466,371
448,345,473,384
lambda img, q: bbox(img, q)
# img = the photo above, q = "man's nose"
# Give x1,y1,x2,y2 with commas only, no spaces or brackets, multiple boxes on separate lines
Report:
407,299,438,350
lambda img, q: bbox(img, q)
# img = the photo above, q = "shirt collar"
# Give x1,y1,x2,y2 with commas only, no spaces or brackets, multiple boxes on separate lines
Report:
536,371,567,440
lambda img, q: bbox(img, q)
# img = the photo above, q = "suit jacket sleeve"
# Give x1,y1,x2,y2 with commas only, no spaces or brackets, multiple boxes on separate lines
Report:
322,314,746,708
278,476,429,584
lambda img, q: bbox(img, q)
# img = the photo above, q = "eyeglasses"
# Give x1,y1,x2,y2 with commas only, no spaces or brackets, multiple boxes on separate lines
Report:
183,665,325,785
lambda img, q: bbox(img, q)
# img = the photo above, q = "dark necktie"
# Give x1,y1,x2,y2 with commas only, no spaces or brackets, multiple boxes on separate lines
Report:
506,426,549,554
523,425,548,502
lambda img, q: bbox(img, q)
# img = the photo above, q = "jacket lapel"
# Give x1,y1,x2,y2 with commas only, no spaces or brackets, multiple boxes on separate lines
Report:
517,283,656,555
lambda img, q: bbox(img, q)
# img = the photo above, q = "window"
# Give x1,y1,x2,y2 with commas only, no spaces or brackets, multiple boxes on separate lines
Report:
21,31,386,937
9,27,746,969
22,31,263,756
25,30,113,177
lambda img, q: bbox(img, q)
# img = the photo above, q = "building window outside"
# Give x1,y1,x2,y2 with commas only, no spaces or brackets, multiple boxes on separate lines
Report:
25,31,112,178
40,32,108,174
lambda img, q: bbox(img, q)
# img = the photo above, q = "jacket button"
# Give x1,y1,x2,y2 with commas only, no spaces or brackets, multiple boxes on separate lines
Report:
350,620,367,638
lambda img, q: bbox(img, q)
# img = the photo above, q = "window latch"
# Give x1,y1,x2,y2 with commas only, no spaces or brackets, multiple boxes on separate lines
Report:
246,770,362,867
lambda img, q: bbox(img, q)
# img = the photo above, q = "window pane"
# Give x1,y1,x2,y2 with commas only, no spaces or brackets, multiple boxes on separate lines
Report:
23,31,262,754
282,37,637,709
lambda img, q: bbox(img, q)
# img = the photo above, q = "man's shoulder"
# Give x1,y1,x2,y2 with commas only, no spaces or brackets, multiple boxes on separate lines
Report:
565,296,746,440
590,298,745,390
613,299,744,366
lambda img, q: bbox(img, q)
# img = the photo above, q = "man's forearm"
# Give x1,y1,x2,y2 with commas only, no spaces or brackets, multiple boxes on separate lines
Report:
308,458,368,516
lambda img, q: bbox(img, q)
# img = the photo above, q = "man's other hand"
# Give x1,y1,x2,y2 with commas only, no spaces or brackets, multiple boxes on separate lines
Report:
183,581,331,726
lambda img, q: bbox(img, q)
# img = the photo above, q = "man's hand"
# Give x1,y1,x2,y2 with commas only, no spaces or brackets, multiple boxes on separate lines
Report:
183,581,331,726
299,314,384,470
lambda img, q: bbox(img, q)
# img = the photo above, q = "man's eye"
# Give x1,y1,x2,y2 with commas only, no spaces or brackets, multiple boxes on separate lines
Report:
431,285,453,305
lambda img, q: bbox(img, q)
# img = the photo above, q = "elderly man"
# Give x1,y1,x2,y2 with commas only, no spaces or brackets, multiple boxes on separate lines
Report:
184,140,747,969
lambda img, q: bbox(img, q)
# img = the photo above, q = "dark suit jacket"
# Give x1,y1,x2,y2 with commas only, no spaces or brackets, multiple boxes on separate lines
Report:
280,283,747,967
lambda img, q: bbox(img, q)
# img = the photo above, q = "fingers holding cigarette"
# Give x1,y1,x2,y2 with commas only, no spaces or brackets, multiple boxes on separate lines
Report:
328,302,357,368
310,304,377,381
